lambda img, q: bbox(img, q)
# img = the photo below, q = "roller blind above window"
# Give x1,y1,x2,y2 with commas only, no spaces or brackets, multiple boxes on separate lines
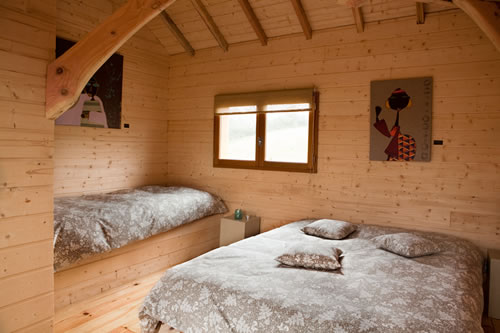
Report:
213,88,318,173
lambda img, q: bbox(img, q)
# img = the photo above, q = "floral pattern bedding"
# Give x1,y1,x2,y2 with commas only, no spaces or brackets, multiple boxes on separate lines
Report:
53,186,227,271
139,221,484,333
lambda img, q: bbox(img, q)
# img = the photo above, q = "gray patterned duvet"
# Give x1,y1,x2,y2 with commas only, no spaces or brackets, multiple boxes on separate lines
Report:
139,221,484,333
54,186,227,271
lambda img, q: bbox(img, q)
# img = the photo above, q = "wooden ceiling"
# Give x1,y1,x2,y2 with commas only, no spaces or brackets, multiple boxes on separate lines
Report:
48,0,498,118
144,0,456,55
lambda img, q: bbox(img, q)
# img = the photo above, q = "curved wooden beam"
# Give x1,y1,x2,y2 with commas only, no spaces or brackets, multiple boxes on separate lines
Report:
352,6,364,33
421,0,499,51
46,0,177,120
452,0,500,52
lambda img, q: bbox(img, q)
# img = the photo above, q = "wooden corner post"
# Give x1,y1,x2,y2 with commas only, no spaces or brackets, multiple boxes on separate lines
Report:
46,0,177,120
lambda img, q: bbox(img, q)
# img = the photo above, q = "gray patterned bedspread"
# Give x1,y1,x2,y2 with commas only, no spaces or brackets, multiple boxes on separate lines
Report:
139,221,484,333
54,186,227,271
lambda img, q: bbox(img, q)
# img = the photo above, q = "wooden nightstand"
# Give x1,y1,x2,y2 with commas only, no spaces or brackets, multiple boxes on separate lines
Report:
219,215,260,246
489,249,500,319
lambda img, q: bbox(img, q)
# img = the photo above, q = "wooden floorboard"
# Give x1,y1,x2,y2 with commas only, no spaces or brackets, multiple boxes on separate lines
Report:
55,268,500,333
54,270,164,333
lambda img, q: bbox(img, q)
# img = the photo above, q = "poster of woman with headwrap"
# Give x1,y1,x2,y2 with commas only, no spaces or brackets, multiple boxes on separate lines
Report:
370,77,432,162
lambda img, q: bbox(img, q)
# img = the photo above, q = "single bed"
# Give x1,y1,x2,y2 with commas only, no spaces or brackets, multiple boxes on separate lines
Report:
139,220,484,333
54,185,227,271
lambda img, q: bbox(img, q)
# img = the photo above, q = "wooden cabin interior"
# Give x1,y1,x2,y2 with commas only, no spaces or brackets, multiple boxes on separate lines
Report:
1,0,499,332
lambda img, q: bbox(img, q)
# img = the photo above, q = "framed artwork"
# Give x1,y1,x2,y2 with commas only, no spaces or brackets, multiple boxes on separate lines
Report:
54,37,123,129
370,77,432,162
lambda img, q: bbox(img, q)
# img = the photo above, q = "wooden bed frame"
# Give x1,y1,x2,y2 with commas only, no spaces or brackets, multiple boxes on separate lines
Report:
54,214,222,310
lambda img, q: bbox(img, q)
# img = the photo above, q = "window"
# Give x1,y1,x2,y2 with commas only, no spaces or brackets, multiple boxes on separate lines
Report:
214,88,318,173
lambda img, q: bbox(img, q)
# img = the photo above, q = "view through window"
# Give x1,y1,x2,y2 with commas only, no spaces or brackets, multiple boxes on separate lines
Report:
214,88,318,173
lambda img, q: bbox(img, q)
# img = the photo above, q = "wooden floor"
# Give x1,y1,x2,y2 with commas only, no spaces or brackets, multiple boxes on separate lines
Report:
55,269,500,333
54,270,165,333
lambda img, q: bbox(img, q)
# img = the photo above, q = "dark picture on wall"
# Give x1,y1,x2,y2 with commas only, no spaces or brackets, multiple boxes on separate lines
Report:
55,37,123,129
370,77,432,162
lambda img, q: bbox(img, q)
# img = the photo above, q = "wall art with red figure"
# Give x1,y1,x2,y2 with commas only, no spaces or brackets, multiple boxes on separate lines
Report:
370,77,432,162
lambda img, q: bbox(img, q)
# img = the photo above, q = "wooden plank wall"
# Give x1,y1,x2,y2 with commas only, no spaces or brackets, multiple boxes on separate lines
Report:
0,1,57,331
166,10,500,250
54,0,170,197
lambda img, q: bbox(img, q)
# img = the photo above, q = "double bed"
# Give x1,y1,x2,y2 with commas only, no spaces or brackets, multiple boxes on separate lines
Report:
139,220,484,333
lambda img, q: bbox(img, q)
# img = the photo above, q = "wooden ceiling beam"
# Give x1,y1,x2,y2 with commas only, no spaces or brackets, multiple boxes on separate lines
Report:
290,0,312,40
46,0,177,120
237,0,267,46
419,0,499,51
416,2,425,24
451,0,499,51
352,6,364,33
191,0,229,51
160,11,195,56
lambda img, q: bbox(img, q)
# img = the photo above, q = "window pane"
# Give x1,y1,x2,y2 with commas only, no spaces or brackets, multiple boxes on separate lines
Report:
265,111,309,163
217,105,257,114
219,114,256,161
264,103,310,111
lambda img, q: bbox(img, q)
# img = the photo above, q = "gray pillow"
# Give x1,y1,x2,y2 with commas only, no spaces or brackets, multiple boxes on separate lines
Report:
373,233,440,258
276,243,343,271
302,219,357,240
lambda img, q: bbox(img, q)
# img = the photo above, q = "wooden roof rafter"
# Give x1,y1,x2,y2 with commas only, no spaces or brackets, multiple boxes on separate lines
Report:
451,0,499,50
290,0,312,40
237,0,268,46
337,0,365,33
160,11,195,56
190,0,229,52
416,2,426,24
423,0,499,50
352,6,364,33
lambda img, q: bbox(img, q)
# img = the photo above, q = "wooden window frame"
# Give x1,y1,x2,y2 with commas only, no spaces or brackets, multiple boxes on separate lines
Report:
213,89,319,173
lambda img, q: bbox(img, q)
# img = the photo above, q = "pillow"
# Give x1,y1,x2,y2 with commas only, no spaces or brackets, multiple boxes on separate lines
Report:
302,219,357,240
373,233,440,258
276,243,343,271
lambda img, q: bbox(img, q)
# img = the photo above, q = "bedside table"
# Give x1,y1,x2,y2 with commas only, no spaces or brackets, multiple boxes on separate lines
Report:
489,249,500,319
219,215,260,246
